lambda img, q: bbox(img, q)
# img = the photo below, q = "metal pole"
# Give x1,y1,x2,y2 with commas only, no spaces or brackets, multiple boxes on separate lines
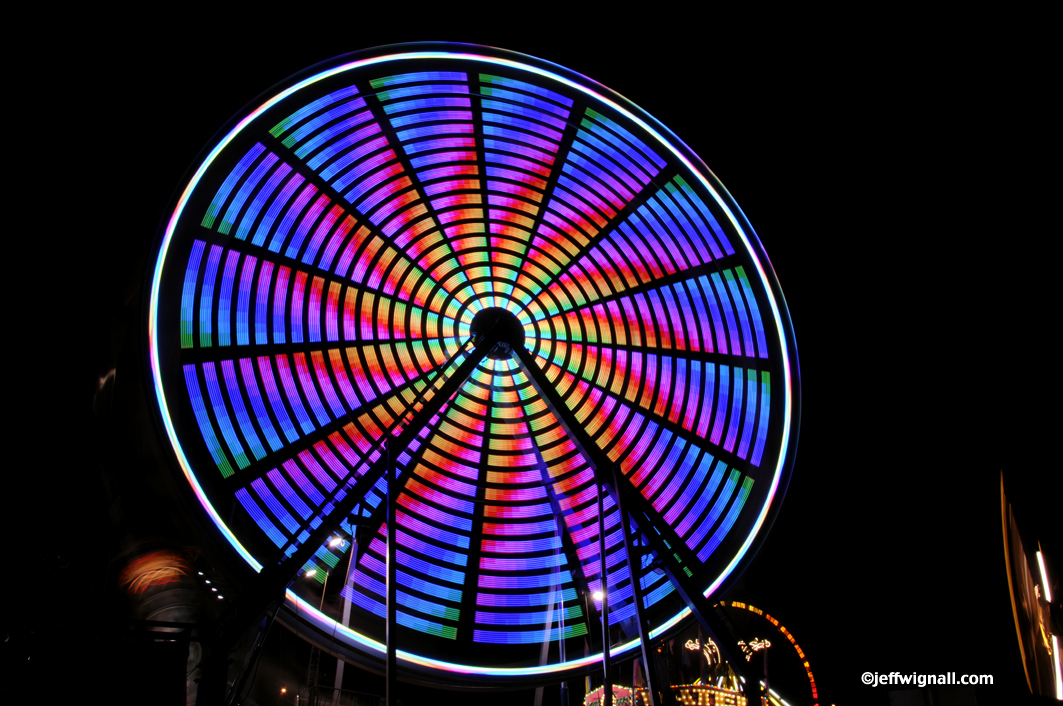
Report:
613,464,661,706
763,645,769,706
386,438,397,706
512,344,753,694
597,482,611,706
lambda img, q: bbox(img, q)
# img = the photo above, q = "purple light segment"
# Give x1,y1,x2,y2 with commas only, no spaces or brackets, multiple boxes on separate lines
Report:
217,250,240,347
239,358,283,452
687,469,740,554
252,172,304,248
303,115,379,168
179,241,205,349
202,143,265,229
220,359,266,462
293,353,330,427
258,356,300,443
664,450,713,526
331,139,394,193
301,204,343,267
311,351,345,418
710,273,742,357
286,194,332,261
282,458,326,506
480,99,566,131
284,97,368,147
267,468,312,519
751,373,771,467
270,85,360,137
202,360,250,468
674,458,726,541
238,162,292,243
737,374,759,459
724,368,744,453
254,261,273,346
297,449,337,494
272,266,290,345
698,477,753,562
308,277,323,343
251,478,300,534
268,183,318,254
235,488,286,548
183,364,233,478
219,152,279,235
397,510,470,549
198,245,223,347
583,108,665,169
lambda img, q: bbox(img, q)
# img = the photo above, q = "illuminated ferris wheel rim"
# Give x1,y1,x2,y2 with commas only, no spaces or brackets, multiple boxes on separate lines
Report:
147,42,799,680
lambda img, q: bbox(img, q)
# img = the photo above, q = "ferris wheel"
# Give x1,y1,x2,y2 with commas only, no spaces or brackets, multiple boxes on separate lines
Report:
148,42,800,690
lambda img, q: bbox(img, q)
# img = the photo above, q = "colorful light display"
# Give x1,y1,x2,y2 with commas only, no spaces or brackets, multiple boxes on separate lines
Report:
149,44,799,683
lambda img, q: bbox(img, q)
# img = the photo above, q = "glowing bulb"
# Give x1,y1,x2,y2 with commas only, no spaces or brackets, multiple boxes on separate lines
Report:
593,591,604,600
1053,634,1062,700
1037,551,1052,603
306,569,317,578
329,537,344,548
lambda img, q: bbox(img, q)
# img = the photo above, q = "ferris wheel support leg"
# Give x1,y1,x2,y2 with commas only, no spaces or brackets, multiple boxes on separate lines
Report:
386,438,398,706
598,482,612,706
534,444,598,641
513,344,753,700
613,463,662,706
201,337,495,685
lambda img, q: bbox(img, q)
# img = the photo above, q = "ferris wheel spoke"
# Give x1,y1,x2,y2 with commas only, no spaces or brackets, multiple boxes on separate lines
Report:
257,86,466,295
248,330,495,589
520,339,768,571
211,340,480,578
516,392,649,632
191,137,452,317
506,102,673,301
511,345,702,574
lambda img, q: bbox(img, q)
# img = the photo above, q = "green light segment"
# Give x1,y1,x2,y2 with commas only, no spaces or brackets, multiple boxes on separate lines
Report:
180,241,206,349
427,288,447,315
428,624,458,640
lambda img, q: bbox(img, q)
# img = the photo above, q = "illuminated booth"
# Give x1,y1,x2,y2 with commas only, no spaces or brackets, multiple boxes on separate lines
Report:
147,42,800,702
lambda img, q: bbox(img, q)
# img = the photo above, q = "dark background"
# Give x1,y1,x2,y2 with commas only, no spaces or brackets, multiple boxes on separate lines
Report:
6,12,1056,706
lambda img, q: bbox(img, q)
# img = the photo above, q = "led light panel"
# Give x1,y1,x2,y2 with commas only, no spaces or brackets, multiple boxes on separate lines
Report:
149,43,799,685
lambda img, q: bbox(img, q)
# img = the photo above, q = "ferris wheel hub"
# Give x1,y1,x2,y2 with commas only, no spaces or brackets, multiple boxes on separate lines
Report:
470,307,525,359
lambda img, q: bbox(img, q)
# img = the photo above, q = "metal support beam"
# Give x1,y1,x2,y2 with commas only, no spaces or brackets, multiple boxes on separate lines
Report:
512,345,751,694
533,443,598,641
197,333,500,704
386,438,397,706
613,463,660,706
597,481,611,706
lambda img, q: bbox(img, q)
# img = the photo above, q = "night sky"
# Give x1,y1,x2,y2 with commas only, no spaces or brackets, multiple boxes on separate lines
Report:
10,14,1056,706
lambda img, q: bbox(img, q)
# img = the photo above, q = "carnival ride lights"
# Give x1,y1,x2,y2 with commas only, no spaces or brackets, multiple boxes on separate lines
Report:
717,601,818,706
148,43,799,686
737,638,770,661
